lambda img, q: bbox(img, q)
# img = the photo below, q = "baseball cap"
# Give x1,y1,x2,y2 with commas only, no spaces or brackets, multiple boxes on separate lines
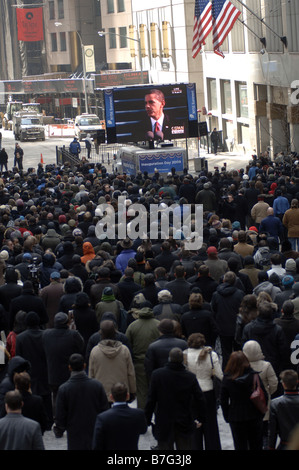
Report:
207,246,218,254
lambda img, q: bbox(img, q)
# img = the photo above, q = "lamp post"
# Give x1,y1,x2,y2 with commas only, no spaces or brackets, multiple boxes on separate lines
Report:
98,30,144,84
55,23,89,113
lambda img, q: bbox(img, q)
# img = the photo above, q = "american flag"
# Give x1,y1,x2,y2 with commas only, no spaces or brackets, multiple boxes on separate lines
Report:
192,0,213,59
212,0,241,57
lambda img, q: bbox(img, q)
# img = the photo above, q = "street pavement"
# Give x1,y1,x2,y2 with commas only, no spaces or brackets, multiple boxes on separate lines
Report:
0,128,251,175
42,402,234,450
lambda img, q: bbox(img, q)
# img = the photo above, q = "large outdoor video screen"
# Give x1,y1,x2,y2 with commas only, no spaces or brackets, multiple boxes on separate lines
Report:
104,83,198,144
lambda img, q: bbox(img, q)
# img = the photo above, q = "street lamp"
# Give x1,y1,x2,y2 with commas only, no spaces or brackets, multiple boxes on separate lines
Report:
55,22,89,113
98,30,144,84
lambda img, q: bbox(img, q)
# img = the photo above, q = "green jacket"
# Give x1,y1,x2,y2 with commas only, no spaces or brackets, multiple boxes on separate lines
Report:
125,308,160,363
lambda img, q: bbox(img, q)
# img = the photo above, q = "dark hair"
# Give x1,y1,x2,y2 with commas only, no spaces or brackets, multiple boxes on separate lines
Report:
224,351,250,379
282,300,295,317
13,372,31,392
280,370,298,389
100,319,116,339
111,382,128,402
258,301,275,319
270,253,282,265
238,294,258,323
169,347,184,363
68,353,85,371
5,390,23,411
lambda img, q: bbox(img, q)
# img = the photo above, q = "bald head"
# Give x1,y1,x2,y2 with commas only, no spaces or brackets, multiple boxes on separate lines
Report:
267,207,274,216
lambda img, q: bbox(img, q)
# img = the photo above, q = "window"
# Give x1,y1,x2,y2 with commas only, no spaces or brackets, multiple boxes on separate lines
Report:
207,78,217,111
51,33,58,52
236,82,248,118
117,0,125,12
109,28,116,48
107,0,114,13
58,0,64,19
49,0,55,20
60,32,67,52
119,27,127,48
94,0,101,16
221,80,232,114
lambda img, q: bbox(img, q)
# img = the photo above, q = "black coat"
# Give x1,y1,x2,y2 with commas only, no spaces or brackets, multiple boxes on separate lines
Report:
42,326,84,387
211,283,244,337
15,327,50,396
9,291,48,330
165,278,191,305
54,371,109,450
72,307,99,353
92,403,147,450
144,362,206,441
242,317,290,376
117,277,141,311
220,367,267,423
190,276,218,303
0,282,22,316
21,391,48,435
144,334,188,380
180,308,219,346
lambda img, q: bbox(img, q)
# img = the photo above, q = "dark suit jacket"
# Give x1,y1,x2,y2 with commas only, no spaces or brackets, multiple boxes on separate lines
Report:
92,403,147,450
144,362,206,442
139,113,173,141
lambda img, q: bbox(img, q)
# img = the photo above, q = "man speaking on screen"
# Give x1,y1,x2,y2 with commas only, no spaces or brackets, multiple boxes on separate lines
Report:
143,89,172,142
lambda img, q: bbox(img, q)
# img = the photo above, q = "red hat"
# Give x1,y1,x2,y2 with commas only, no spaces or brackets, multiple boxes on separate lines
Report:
249,226,258,233
207,246,218,254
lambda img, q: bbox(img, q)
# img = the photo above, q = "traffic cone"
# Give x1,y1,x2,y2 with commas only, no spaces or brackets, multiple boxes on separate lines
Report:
40,154,44,164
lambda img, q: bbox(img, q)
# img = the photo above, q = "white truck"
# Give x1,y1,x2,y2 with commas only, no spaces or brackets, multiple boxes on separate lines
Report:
13,111,45,142
74,113,104,141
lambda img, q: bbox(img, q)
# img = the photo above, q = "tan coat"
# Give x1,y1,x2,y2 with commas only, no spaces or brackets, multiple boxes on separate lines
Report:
251,201,270,224
88,339,136,400
233,242,254,258
283,208,299,237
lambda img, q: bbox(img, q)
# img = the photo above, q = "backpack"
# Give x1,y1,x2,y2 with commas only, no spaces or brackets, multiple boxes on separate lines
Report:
257,249,272,271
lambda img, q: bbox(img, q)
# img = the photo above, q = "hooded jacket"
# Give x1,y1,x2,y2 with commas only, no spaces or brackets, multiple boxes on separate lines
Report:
125,308,160,364
0,356,31,417
211,283,244,336
81,242,95,265
242,340,278,420
88,339,136,400
253,281,281,300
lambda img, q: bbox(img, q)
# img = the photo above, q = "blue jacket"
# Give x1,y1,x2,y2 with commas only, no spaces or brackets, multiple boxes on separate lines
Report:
259,215,284,241
69,140,81,155
273,196,289,216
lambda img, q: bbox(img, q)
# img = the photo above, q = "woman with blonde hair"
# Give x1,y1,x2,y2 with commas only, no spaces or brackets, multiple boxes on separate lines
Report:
184,332,223,450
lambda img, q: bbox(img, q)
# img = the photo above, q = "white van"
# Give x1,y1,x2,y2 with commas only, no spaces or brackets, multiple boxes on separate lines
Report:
74,114,103,141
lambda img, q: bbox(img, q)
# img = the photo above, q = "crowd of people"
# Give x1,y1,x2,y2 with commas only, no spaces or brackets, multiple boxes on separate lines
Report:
0,148,299,450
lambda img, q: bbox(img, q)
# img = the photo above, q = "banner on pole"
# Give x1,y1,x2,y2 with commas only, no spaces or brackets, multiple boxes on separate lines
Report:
16,7,44,42
84,45,96,73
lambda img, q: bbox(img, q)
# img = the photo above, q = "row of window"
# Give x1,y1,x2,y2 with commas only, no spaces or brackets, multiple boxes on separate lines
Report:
49,0,64,20
50,32,67,52
207,78,249,119
107,0,125,14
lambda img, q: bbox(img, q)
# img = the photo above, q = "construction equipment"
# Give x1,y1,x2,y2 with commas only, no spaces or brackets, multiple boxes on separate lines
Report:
3,101,43,130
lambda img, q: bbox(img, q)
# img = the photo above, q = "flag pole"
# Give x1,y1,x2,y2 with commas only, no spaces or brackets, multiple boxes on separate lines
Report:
235,0,287,47
236,17,267,49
